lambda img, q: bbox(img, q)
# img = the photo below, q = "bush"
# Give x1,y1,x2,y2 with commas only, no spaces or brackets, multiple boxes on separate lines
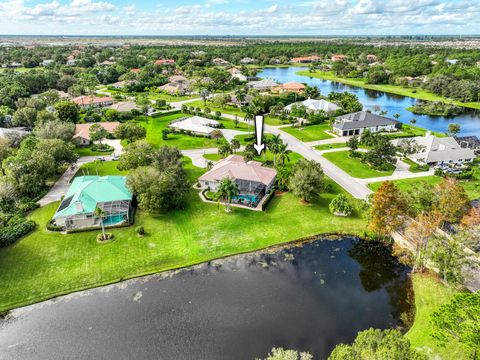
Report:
136,226,145,236
0,216,36,247
329,194,354,216
46,220,64,232
96,233,114,242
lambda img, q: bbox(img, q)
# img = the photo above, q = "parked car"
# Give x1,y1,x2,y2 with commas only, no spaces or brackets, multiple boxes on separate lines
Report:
95,156,106,162
111,154,119,161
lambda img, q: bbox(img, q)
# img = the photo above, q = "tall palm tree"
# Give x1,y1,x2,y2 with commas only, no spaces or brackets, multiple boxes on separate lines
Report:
200,89,210,106
243,105,256,135
94,207,106,240
277,143,292,167
234,88,246,106
216,177,239,212
267,134,283,167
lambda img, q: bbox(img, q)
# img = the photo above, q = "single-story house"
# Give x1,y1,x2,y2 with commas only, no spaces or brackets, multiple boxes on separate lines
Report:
229,94,253,107
42,59,54,66
231,73,247,82
333,111,401,137
247,79,279,91
331,55,348,62
73,122,119,146
159,82,191,95
392,135,477,166
212,58,230,66
0,127,29,139
155,59,175,65
169,116,220,136
272,82,305,94
106,102,139,113
72,95,114,109
66,59,77,66
109,80,137,89
290,56,321,63
52,176,133,230
130,68,141,73
199,155,277,208
284,98,340,114
240,57,256,64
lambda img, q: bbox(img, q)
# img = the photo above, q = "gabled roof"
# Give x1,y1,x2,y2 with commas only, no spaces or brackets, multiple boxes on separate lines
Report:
247,78,279,89
53,176,132,218
285,98,340,112
199,155,277,186
334,111,400,130
169,116,219,135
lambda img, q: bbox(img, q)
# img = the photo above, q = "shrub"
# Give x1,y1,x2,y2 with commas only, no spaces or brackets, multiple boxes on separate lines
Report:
46,220,64,232
136,226,145,236
96,233,114,242
0,216,36,247
329,194,354,216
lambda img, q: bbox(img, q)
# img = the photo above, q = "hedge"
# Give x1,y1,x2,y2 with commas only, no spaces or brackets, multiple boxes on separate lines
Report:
0,217,36,247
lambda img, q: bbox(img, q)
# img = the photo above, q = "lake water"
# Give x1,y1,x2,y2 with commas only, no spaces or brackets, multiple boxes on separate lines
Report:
0,237,413,360
259,67,480,137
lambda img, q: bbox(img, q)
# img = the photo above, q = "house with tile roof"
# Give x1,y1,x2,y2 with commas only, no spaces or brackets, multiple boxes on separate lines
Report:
392,135,476,166
52,176,133,230
72,95,114,109
199,155,277,208
73,122,119,146
333,111,401,136
272,82,306,94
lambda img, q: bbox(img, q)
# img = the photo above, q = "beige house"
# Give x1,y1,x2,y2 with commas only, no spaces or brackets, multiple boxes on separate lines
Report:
73,122,119,146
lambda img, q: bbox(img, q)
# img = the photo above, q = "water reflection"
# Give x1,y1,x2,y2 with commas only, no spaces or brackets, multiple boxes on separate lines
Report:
0,237,412,360
259,67,480,137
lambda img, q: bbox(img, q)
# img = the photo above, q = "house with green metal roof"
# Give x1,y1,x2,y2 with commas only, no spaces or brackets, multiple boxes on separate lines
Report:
53,176,133,230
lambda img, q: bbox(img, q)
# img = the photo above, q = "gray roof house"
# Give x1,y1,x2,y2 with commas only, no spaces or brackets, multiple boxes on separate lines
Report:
246,79,279,91
333,111,401,136
392,135,476,166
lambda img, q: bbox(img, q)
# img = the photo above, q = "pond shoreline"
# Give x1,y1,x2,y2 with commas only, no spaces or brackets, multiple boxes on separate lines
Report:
0,231,362,314
295,70,480,111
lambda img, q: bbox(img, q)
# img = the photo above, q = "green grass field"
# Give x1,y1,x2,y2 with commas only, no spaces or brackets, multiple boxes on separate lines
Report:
74,146,113,157
0,157,367,312
281,123,334,142
138,113,220,150
204,150,303,171
323,150,395,178
406,274,467,360
296,70,480,111
314,143,348,151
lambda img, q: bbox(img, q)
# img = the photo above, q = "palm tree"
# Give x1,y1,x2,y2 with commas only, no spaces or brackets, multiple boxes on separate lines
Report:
94,207,106,240
277,143,292,167
234,88,246,107
243,105,256,135
410,118,417,125
267,134,283,167
230,138,241,153
216,177,239,212
210,129,223,143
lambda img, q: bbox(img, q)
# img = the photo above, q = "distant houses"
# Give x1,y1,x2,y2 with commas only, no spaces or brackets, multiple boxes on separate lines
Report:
240,57,256,64
169,116,220,136
229,94,253,107
284,98,340,114
333,111,401,136
52,176,133,231
73,122,119,146
392,135,476,166
331,54,348,62
290,56,321,63
72,95,114,109
199,155,277,209
155,59,175,66
212,58,230,66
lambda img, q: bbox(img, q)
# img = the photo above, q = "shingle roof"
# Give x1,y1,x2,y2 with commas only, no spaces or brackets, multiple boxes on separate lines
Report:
199,155,277,186
53,176,132,218
333,111,400,130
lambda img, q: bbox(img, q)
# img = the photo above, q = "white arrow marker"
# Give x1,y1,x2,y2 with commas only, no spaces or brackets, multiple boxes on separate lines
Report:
253,115,266,155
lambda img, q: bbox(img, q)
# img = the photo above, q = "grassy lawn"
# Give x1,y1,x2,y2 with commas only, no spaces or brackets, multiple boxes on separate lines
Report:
406,273,467,360
0,158,367,312
297,70,480,111
204,150,303,171
281,123,334,142
74,146,113,157
138,112,220,150
314,143,348,151
148,92,197,102
323,150,395,179
186,100,284,126
73,160,129,178
368,169,480,200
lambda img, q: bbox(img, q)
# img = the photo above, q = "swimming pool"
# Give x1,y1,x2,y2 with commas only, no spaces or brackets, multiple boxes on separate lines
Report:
233,194,259,204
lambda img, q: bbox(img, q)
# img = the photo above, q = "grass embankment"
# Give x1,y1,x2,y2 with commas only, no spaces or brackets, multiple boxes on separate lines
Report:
280,123,334,142
407,273,467,360
186,100,284,126
296,70,480,111
0,159,367,312
322,150,395,179
368,166,480,200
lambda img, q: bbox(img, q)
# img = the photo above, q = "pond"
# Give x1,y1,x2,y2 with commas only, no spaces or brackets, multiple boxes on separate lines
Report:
259,67,480,137
0,237,413,360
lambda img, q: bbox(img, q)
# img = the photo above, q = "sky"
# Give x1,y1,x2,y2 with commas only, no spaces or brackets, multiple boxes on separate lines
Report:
0,0,479,36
